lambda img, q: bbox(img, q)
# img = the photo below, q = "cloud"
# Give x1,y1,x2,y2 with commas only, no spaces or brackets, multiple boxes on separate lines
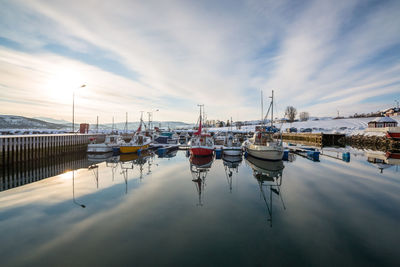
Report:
0,0,399,121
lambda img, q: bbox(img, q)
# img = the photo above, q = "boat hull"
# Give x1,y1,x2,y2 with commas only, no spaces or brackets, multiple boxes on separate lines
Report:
386,131,400,140
120,144,150,154
222,147,242,156
190,146,214,156
246,144,284,161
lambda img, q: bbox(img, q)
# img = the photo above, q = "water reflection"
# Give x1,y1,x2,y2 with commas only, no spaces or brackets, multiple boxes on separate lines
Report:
190,155,214,206
366,150,400,173
0,152,90,192
72,171,86,208
222,155,242,193
246,156,286,227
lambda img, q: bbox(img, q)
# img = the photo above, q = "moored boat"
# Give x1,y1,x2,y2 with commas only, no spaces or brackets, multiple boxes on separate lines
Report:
222,124,242,156
244,90,283,161
119,115,151,154
190,105,214,157
87,135,121,153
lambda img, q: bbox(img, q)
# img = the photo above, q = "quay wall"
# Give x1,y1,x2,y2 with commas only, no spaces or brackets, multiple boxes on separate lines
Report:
281,133,345,146
0,134,105,166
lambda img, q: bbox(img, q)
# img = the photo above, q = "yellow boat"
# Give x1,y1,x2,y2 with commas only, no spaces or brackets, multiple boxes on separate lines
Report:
120,143,150,154
119,135,151,154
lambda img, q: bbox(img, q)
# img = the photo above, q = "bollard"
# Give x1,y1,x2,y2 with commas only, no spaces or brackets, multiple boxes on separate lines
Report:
342,152,350,162
282,150,289,161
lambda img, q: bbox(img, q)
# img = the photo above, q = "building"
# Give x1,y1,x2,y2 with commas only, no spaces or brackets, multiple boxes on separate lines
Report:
382,107,400,117
368,117,398,128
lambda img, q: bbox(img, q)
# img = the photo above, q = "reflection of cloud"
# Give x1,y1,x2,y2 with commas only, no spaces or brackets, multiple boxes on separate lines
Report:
0,0,400,121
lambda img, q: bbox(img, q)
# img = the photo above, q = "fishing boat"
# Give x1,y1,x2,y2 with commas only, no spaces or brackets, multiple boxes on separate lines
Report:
87,135,121,153
190,105,214,157
245,90,284,161
119,115,151,154
222,119,242,156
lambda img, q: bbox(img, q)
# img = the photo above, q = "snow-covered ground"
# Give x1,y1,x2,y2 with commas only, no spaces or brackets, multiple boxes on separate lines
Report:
208,116,400,136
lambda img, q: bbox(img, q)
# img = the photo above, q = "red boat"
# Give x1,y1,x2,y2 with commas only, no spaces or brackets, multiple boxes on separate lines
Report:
190,106,214,157
386,130,400,140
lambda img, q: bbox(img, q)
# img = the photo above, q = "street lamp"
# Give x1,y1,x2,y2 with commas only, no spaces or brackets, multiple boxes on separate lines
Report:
72,84,86,133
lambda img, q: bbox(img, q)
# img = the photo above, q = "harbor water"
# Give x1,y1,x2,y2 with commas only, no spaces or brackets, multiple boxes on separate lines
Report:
1,148,400,266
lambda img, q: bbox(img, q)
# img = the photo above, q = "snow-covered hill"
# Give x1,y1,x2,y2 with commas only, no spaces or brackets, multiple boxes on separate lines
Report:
0,115,66,129
210,116,400,136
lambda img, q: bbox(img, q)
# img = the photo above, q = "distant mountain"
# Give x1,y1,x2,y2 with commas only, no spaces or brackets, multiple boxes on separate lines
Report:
33,117,70,125
0,115,67,129
0,115,192,130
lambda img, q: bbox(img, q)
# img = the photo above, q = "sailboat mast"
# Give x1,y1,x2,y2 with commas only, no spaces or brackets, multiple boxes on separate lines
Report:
261,90,263,123
271,90,274,127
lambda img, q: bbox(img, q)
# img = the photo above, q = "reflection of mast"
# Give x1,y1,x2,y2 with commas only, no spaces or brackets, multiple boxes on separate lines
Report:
89,164,99,189
120,159,134,194
223,155,242,193
72,171,86,208
257,175,285,227
246,156,285,227
190,155,213,206
106,156,119,182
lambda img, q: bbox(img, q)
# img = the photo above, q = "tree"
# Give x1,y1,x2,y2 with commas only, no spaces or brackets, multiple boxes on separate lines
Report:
226,120,230,127
299,112,309,121
285,106,297,122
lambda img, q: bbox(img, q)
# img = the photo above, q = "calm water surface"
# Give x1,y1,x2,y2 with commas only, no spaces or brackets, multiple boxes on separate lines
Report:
1,148,400,266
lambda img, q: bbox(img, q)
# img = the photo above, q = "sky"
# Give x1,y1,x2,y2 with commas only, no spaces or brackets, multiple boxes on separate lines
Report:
0,0,399,123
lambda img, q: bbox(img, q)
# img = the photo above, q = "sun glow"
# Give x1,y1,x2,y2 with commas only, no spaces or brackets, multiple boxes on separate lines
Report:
45,68,86,103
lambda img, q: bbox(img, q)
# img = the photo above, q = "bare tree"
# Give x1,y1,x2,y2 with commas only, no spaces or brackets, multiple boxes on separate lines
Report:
299,112,309,121
285,106,297,122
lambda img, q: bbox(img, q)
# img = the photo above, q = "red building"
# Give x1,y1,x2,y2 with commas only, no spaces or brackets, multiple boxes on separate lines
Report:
80,123,89,133
368,117,397,128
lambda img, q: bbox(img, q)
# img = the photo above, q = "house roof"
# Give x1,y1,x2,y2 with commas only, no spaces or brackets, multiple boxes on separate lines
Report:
370,117,397,123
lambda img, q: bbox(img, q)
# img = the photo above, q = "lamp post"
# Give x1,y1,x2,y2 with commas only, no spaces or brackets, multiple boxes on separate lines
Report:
72,84,86,133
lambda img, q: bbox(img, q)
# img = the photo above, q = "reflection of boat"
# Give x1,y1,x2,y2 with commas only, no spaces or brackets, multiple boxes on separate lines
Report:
190,155,214,168
244,91,283,160
366,151,400,173
246,155,285,227
87,152,114,163
156,146,179,158
223,155,242,193
190,155,214,206
246,155,284,180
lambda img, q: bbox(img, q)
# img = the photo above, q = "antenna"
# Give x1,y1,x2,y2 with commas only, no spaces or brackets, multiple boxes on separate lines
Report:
96,115,99,133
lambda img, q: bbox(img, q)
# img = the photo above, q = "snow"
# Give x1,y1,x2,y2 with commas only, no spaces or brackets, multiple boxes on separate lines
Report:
208,116,400,136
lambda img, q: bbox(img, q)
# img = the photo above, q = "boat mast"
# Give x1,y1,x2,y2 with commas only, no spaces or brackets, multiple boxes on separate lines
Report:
261,90,263,124
197,104,204,128
271,90,274,127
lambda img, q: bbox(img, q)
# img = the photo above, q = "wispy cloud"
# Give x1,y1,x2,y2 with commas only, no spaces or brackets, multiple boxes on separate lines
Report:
0,0,399,122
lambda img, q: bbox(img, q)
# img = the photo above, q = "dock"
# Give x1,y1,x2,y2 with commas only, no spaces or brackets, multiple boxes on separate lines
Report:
0,133,105,166
282,133,345,146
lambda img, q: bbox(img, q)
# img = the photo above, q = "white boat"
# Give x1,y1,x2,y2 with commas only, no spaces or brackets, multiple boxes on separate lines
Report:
87,135,121,153
244,90,283,161
222,132,242,156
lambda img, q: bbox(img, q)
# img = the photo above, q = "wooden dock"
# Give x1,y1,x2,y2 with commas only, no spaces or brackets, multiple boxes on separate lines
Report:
282,133,345,146
0,133,105,166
